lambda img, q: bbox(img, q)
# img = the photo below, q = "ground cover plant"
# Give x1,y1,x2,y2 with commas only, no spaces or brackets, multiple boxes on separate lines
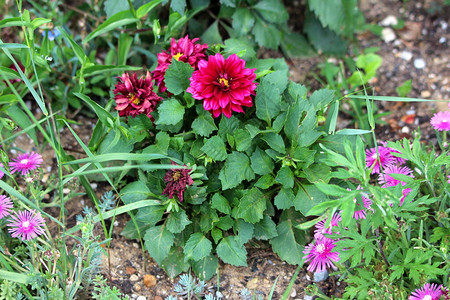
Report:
0,0,449,299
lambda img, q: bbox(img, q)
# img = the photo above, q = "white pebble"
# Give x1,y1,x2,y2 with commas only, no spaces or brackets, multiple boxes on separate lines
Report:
380,15,398,26
90,183,98,189
304,296,314,300
400,51,413,61
131,294,137,299
439,37,446,43
63,188,70,194
114,221,119,226
291,289,297,297
136,296,146,300
441,21,448,30
382,28,396,43
46,166,52,172
401,126,410,134
414,58,426,69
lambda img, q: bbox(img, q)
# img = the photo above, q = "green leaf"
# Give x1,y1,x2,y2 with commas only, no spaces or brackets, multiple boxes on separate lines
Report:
314,182,352,197
262,133,285,154
211,227,223,244
219,152,254,190
144,225,175,264
255,77,281,122
136,205,165,226
136,0,163,18
252,17,281,49
308,0,345,33
309,89,335,110
270,220,304,265
216,236,247,266
232,8,255,36
166,210,191,234
0,270,30,284
396,79,412,97
171,0,186,15
74,93,114,128
120,181,152,204
274,188,295,210
59,28,89,66
281,31,316,58
161,246,190,277
235,219,254,245
253,0,288,24
233,188,266,224
104,0,130,18
218,115,240,138
211,193,231,214
164,60,194,95
294,184,330,215
193,254,218,280
192,110,218,137
224,38,256,61
254,215,278,240
5,105,38,145
156,99,185,125
83,10,139,43
216,215,234,230
234,129,252,151
201,21,223,45
254,174,275,189
143,132,170,155
250,147,275,175
201,136,227,161
263,70,288,93
183,233,212,261
82,65,141,77
275,166,294,189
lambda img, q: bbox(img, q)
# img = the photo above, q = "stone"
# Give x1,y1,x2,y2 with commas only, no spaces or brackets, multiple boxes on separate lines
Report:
380,15,398,26
143,274,157,288
246,278,259,290
290,288,297,297
130,274,139,281
154,297,163,300
134,284,141,292
126,267,137,275
400,51,413,61
414,58,426,69
313,270,329,282
304,296,314,300
421,90,431,98
137,296,146,300
381,28,396,43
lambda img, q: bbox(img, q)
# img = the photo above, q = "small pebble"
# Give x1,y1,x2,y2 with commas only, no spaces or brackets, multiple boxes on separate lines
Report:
143,274,157,288
414,58,426,69
304,296,314,300
114,220,119,226
291,289,297,297
154,296,163,300
126,266,137,275
313,270,329,282
137,296,146,300
400,51,413,61
90,183,98,189
380,15,398,26
131,294,137,299
401,126,410,134
246,278,259,290
63,188,70,194
130,274,139,281
305,274,311,281
46,166,52,172
135,284,142,292
381,28,396,43
439,37,446,44
421,90,431,98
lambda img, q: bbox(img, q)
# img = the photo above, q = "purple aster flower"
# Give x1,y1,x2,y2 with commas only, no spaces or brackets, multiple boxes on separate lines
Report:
303,237,340,273
365,146,396,174
351,187,373,220
400,188,412,206
7,209,46,241
0,195,13,219
378,165,414,187
409,283,443,300
162,161,194,202
9,152,43,176
430,111,450,131
314,213,341,239
381,141,406,165
0,162,4,179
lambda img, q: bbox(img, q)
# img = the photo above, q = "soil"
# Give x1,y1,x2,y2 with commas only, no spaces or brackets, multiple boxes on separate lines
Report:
4,0,449,299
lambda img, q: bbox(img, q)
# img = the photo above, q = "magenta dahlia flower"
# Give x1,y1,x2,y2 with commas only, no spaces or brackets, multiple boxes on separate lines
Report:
9,152,43,176
7,209,46,241
351,187,373,220
0,195,13,219
365,146,396,174
409,283,444,300
378,164,414,187
162,162,194,202
187,53,257,118
113,71,162,121
152,35,208,94
430,111,450,131
303,237,340,273
314,213,341,239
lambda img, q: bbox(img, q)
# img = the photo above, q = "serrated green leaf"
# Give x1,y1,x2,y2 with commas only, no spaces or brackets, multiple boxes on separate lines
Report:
144,225,174,264
233,188,265,224
294,184,330,215
274,188,295,210
275,166,294,189
253,0,288,24
270,220,303,265
254,215,278,240
192,110,218,137
308,0,345,33
219,152,254,190
216,215,234,231
223,38,256,61
310,89,335,110
193,254,218,280
232,8,255,37
171,0,186,15
216,236,247,266
234,129,252,151
183,233,212,261
254,174,275,189
165,60,194,95
211,193,231,214
201,135,227,161
304,12,347,55
136,205,165,226
211,227,222,244
120,181,152,204
252,17,281,49
104,0,130,18
143,131,170,155
161,246,190,277
156,98,185,125
255,77,281,122
136,0,163,18
250,147,275,175
262,132,285,154
235,219,254,245
166,210,191,234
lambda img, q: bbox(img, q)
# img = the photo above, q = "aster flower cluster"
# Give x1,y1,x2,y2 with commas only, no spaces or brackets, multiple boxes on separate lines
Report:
365,142,414,206
113,35,257,121
303,213,341,273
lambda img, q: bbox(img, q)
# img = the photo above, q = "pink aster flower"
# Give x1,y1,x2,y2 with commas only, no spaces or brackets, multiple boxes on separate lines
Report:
351,187,373,220
378,164,414,187
152,35,208,94
0,162,4,179
365,146,396,174
314,213,341,239
400,188,412,206
187,53,257,118
303,237,340,273
7,209,46,241
409,283,444,300
113,71,162,121
381,141,406,165
162,161,194,202
0,195,13,219
430,111,450,131
9,152,43,176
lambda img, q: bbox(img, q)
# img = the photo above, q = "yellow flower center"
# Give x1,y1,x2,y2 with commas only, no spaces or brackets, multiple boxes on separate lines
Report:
173,52,183,61
218,77,229,87
172,171,182,181
130,94,140,105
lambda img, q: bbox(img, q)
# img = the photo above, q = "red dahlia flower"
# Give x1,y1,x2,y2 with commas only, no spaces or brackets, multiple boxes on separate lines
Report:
187,53,257,118
113,71,162,121
152,35,208,94
162,162,194,202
